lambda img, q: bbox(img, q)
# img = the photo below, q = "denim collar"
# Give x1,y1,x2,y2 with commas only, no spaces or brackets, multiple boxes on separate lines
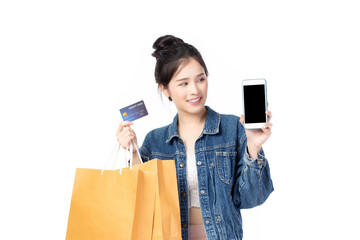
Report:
166,106,220,143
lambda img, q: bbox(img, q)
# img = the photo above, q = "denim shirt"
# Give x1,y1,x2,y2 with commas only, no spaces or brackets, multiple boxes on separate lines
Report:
140,106,274,240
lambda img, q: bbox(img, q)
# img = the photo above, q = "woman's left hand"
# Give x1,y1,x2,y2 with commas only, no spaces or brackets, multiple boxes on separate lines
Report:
240,104,272,157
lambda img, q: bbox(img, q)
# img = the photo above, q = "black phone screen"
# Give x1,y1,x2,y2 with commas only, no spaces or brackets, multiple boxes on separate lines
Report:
243,84,266,123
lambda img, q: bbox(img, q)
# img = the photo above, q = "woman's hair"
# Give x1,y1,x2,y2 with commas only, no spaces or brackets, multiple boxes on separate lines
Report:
151,35,208,97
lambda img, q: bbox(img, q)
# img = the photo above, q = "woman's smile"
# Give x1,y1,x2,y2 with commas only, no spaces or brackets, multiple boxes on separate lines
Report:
187,97,201,104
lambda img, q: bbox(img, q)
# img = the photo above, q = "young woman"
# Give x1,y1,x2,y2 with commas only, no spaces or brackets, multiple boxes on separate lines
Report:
116,35,274,240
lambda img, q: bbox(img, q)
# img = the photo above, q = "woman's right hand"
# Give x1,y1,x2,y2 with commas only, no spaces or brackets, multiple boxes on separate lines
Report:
116,121,138,151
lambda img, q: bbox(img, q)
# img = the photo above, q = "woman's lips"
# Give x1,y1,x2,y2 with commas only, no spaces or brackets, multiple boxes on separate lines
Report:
187,97,201,105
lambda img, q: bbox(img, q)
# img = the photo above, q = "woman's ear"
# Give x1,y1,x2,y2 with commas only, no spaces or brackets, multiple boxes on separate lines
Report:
159,84,171,100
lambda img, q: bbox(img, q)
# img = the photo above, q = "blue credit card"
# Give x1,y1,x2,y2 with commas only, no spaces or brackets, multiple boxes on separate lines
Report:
119,100,148,122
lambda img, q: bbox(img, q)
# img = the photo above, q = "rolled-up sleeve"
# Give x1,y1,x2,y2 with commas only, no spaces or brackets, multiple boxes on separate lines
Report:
234,122,274,209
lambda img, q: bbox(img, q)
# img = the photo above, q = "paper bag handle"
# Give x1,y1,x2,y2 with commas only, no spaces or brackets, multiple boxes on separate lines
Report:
101,140,142,175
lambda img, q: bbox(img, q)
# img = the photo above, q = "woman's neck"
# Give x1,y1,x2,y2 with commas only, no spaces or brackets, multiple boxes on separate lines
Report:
177,107,207,133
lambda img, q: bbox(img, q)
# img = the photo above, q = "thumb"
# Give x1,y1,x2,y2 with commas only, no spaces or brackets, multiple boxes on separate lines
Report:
240,115,244,125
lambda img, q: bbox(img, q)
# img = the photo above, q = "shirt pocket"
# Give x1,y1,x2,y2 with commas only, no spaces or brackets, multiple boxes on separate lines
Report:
216,151,236,185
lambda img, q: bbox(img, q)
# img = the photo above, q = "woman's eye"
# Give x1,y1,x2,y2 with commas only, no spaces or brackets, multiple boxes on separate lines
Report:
198,78,205,82
180,82,188,86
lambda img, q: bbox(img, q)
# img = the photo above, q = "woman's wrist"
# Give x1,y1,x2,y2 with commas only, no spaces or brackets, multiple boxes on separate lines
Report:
132,152,141,165
247,143,261,159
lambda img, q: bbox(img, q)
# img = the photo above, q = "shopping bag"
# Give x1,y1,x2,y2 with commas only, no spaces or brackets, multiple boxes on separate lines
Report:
66,167,157,239
130,159,182,240
154,160,182,240
66,143,156,239
66,142,182,240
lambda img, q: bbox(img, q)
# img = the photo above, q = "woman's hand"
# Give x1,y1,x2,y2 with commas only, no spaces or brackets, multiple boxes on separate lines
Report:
116,121,139,152
240,104,273,159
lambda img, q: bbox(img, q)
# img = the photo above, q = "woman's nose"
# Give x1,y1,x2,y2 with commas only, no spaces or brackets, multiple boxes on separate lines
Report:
188,81,199,94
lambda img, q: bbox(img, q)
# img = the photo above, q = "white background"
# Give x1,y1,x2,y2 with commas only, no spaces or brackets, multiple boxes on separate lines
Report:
1,0,359,239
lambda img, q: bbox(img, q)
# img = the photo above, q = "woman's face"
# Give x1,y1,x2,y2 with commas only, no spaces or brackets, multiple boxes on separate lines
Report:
162,57,208,116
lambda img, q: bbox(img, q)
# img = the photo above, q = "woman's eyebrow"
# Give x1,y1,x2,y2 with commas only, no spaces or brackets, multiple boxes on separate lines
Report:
175,73,205,82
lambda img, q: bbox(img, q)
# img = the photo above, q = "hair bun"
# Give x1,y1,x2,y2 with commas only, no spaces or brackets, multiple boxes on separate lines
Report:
152,35,184,59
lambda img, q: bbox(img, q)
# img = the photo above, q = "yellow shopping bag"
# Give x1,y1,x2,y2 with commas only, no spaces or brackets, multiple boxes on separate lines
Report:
66,142,182,240
66,165,156,239
130,159,182,240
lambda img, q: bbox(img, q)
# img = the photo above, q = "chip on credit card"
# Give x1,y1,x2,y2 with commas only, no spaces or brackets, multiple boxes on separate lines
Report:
119,100,148,122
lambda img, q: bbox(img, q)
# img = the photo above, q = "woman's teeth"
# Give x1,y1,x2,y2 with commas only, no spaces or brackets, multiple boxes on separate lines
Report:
188,98,200,103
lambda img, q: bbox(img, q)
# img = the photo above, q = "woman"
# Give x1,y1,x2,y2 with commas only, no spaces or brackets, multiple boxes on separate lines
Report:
116,35,274,240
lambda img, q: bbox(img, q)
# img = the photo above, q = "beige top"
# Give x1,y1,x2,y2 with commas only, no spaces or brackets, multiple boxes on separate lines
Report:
186,154,200,208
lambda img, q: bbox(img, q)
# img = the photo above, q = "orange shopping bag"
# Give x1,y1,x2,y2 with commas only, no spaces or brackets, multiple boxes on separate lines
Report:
66,142,182,240
130,158,182,240
66,143,157,239
66,167,156,239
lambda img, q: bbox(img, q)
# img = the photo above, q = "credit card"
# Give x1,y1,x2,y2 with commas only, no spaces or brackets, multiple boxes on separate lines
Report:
119,100,148,122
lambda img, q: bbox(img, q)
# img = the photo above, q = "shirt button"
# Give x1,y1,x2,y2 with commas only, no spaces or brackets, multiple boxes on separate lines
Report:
257,160,262,165
179,139,183,144
181,192,187,197
210,162,214,166
217,217,221,222
200,190,205,195
197,161,202,165
205,220,210,224
182,223,187,229
179,163,185,168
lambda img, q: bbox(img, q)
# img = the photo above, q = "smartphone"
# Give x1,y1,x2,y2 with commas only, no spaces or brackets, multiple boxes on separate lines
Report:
242,78,268,129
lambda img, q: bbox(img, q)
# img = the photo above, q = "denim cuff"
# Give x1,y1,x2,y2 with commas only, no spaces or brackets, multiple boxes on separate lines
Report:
244,147,266,169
